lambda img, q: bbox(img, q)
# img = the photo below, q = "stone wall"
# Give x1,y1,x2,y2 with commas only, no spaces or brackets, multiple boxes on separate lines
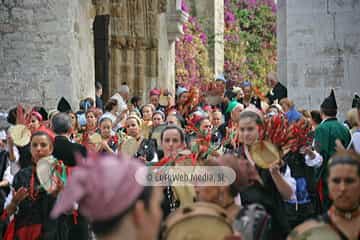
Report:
191,0,224,76
278,0,360,120
0,0,95,111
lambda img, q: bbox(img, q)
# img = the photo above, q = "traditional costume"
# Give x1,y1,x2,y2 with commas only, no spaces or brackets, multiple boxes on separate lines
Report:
314,90,351,211
2,156,67,240
266,81,288,104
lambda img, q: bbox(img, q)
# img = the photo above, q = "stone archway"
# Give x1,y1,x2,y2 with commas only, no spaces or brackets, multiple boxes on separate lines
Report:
93,0,168,101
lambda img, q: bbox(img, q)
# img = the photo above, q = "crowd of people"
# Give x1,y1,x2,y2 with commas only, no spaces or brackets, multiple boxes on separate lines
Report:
0,72,359,240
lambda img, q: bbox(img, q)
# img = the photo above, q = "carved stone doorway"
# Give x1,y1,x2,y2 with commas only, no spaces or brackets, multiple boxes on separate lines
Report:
94,15,110,101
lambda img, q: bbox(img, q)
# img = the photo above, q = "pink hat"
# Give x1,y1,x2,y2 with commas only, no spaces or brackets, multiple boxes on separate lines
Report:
51,153,145,222
150,88,161,96
31,111,43,122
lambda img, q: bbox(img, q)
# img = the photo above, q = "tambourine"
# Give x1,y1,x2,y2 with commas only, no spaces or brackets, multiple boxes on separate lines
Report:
288,220,341,240
162,202,233,240
249,140,280,169
150,123,167,150
36,156,66,193
89,133,102,144
8,124,31,147
140,124,151,139
159,94,169,107
121,136,140,157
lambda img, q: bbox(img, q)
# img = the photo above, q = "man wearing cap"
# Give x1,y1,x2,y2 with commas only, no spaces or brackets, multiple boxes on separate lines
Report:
266,72,287,105
314,90,351,211
51,154,163,240
111,83,130,114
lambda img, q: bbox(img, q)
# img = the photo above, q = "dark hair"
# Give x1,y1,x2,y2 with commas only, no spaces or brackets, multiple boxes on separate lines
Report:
310,110,322,125
104,99,118,112
160,125,185,144
99,117,112,126
131,96,141,106
30,131,53,144
95,81,103,91
52,113,72,134
92,187,152,236
239,110,263,125
328,152,360,177
321,108,337,117
153,111,165,120
7,107,18,125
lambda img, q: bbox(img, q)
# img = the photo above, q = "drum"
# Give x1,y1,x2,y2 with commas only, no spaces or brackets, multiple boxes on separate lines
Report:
249,140,280,169
287,220,341,240
36,156,65,193
162,202,233,240
8,124,31,147
150,124,167,150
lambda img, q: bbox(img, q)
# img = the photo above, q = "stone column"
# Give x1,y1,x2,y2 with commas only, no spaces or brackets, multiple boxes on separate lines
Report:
157,0,188,96
277,0,360,120
192,0,224,76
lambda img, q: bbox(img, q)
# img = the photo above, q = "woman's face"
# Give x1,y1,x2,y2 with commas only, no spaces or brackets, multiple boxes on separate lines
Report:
29,116,41,132
328,164,360,211
239,117,259,145
142,106,153,121
152,114,164,127
243,86,252,99
31,135,53,163
100,120,112,139
69,113,77,129
161,129,184,157
150,95,159,107
126,118,140,138
166,115,180,127
199,119,212,133
211,112,223,128
86,112,97,128
178,92,189,104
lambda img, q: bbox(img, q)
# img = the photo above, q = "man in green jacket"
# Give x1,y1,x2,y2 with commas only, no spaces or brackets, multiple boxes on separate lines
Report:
314,89,351,211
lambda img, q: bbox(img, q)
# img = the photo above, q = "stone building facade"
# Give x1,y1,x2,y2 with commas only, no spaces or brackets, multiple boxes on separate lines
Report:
278,0,360,119
0,0,190,111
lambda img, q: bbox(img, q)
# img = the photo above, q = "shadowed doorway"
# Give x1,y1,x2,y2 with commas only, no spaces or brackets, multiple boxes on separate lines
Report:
94,15,110,101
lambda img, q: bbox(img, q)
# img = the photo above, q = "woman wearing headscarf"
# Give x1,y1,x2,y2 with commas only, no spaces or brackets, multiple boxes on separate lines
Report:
51,154,163,240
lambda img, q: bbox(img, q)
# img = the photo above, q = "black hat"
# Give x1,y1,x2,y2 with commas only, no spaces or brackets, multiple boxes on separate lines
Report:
33,106,48,121
224,88,237,101
57,97,72,113
321,89,337,110
352,93,360,108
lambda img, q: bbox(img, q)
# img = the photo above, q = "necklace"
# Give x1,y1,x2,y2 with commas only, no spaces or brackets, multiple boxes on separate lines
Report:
330,205,360,220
